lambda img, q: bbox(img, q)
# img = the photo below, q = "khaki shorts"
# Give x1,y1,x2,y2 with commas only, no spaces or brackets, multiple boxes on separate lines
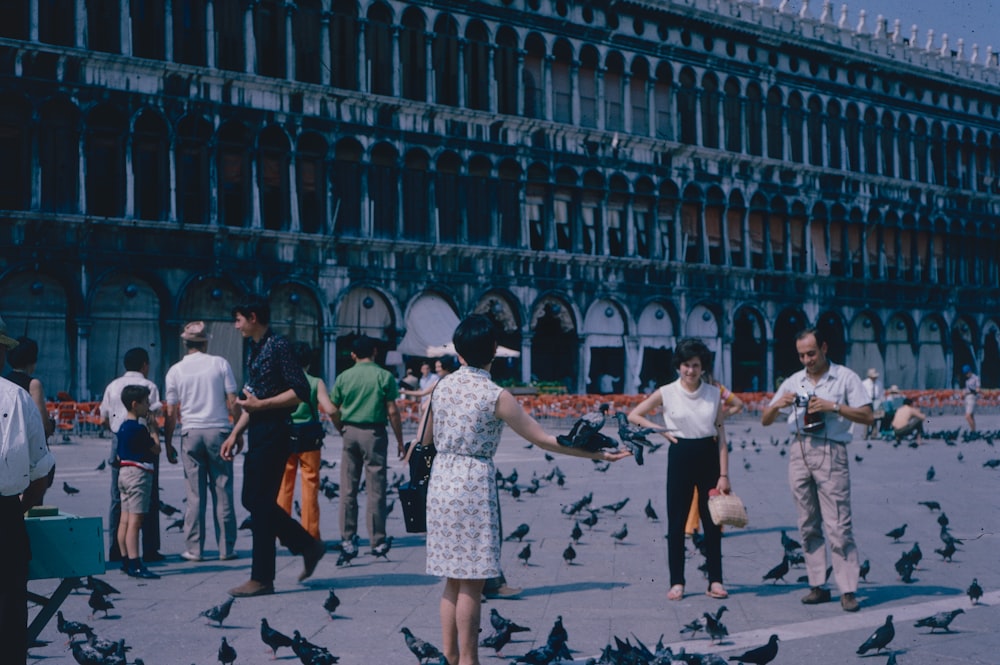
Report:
118,465,153,513
965,393,977,415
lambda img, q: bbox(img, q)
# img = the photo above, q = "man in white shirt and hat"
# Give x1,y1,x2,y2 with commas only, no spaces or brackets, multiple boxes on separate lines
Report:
860,368,883,439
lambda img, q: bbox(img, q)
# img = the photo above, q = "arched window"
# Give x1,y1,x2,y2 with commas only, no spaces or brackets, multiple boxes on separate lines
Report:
657,180,678,261
526,163,548,250
215,0,245,72
498,160,522,247
826,100,842,169
296,133,328,234
401,8,427,101
132,0,165,59
807,96,823,166
332,139,363,235
85,105,127,217
294,0,322,84
630,58,650,136
0,97,31,210
914,118,929,183
433,15,460,106
789,202,807,272
677,67,697,145
768,198,786,270
467,156,493,244
634,177,655,259
175,115,211,224
38,0,74,46
701,72,720,149
975,131,989,192
960,127,974,189
402,149,430,240
748,193,767,269
436,151,462,243
845,104,860,171
255,1,286,78
746,83,763,156
654,62,673,140
930,122,945,185
132,110,169,221
680,184,702,263
605,52,625,132
829,205,847,276
259,127,290,230
88,0,120,53
552,39,573,123
787,92,804,162
727,190,746,266
880,111,895,177
579,46,599,128
217,121,251,227
766,87,783,159
330,0,358,89
862,107,879,174
897,115,912,180
366,3,393,94
495,27,519,115
370,143,399,238
723,77,742,153
555,167,577,252
466,21,491,111
173,0,206,66
705,187,724,263
582,170,603,255
607,174,628,257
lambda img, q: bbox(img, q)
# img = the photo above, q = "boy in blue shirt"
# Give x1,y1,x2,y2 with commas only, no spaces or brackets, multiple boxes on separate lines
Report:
116,385,161,579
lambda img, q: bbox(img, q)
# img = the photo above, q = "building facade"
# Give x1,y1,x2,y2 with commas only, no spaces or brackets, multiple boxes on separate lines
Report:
1,0,999,398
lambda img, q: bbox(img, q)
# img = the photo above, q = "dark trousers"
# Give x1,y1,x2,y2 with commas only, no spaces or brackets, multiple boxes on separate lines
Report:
243,415,315,584
109,435,161,557
0,495,29,665
666,437,723,586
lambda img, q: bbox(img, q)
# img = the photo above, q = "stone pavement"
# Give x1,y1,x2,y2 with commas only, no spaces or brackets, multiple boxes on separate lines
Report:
27,410,1000,664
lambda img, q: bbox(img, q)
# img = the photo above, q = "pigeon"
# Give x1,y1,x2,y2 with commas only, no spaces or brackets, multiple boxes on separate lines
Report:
506,523,531,542
934,541,958,561
762,556,790,584
593,460,612,472
85,576,120,596
159,500,181,516
218,636,237,665
323,589,341,618
200,597,235,627
967,578,983,604
56,611,90,644
88,590,114,618
926,466,936,481
70,642,106,665
561,493,593,515
904,542,923,568
517,543,532,565
545,615,571,660
703,611,729,644
336,548,358,567
610,523,628,543
859,559,871,581
165,517,184,532
780,530,801,552
570,521,583,543
560,403,611,449
238,516,253,531
563,543,576,565
320,458,335,469
81,627,120,656
291,630,339,664
614,412,663,447
63,481,80,495
95,460,106,471
602,498,630,514
481,625,515,657
918,500,941,512
644,499,659,521
885,524,907,542
581,509,599,530
489,608,530,635
914,609,964,633
371,536,394,560
938,512,950,528
401,627,443,664
680,617,704,637
728,634,779,664
856,615,895,655
260,617,294,658
984,459,1000,468
895,554,916,583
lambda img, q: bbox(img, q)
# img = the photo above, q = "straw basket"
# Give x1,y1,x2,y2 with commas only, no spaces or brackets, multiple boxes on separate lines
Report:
707,490,749,528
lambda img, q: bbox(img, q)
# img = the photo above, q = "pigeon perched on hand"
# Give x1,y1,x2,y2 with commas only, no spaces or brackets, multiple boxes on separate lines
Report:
199,597,235,627
260,618,294,658
914,609,964,633
856,615,894,655
401,627,443,664
560,403,610,448
727,634,779,664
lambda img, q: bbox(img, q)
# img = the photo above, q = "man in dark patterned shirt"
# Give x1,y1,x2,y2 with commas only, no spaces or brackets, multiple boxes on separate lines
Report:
221,295,326,597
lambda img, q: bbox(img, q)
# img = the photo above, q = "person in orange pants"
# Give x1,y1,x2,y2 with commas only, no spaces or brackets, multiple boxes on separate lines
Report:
687,383,743,536
277,342,335,540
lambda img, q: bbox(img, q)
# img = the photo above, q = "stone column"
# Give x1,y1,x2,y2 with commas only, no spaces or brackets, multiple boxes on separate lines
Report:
319,11,331,86
570,61,580,125
595,67,605,128
284,1,295,80
124,133,134,217
622,72,632,133
120,0,131,55
289,154,301,232
249,154,261,229
542,55,552,121
516,50,525,115
647,76,657,138
74,0,85,47
166,136,177,223
457,38,466,108
425,32,434,103
520,332,533,385
205,0,215,69
391,26,401,97
487,44,496,113
357,19,367,92
164,0,174,62
244,0,256,74
28,0,39,42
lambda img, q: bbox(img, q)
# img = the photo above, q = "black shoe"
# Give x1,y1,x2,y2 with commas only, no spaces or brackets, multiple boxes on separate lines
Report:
108,549,122,563
128,564,160,580
299,539,326,582
143,551,166,563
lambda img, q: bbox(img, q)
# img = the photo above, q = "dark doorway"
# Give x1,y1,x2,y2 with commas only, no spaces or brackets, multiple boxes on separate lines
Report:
982,331,999,389
639,346,675,393
773,308,807,388
531,305,577,390
732,308,765,392
588,347,624,394
816,311,847,365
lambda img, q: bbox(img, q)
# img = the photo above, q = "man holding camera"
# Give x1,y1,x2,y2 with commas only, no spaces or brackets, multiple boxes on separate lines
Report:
761,328,873,612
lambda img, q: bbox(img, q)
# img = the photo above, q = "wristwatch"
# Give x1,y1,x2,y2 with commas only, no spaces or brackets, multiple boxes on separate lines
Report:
833,402,841,414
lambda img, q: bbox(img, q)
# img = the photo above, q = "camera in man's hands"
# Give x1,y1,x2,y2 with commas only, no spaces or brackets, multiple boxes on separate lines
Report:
796,392,826,434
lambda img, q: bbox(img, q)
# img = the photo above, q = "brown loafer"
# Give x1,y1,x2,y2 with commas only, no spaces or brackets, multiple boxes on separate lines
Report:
299,538,326,582
840,592,860,612
228,580,274,597
801,587,832,604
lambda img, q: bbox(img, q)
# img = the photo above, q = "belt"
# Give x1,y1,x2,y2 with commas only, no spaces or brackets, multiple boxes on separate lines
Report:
342,422,385,429
794,434,849,445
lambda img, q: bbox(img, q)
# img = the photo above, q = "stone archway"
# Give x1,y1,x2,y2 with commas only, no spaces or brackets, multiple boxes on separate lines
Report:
88,274,161,397
530,296,577,391
773,307,807,387
178,277,244,388
884,314,916,389
732,306,766,392
582,299,626,394
916,317,947,389
0,271,72,398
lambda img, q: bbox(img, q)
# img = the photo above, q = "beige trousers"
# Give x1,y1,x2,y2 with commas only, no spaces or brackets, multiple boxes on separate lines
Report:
339,424,388,547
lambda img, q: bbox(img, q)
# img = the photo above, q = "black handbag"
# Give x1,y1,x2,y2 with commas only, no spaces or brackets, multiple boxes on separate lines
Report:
400,402,434,534
288,402,325,453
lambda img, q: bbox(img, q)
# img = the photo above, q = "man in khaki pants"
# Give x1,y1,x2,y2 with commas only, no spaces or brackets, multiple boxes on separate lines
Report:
762,328,873,612
329,336,404,556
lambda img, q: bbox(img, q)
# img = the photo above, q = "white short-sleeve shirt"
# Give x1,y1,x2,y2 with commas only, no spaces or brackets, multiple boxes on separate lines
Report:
769,362,871,443
164,351,237,430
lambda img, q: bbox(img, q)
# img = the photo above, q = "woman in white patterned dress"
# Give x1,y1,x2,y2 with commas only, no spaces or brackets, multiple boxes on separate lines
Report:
421,315,630,665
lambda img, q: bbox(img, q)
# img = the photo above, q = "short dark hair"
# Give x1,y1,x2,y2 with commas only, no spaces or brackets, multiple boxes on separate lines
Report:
232,294,271,325
453,314,497,367
292,341,314,368
123,347,150,372
7,336,38,369
121,384,151,411
351,335,376,359
438,356,459,373
796,327,825,348
183,339,208,351
672,337,713,372
902,397,913,406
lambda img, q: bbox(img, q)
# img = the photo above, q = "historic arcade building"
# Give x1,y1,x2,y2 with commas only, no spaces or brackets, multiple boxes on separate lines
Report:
2,0,999,398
